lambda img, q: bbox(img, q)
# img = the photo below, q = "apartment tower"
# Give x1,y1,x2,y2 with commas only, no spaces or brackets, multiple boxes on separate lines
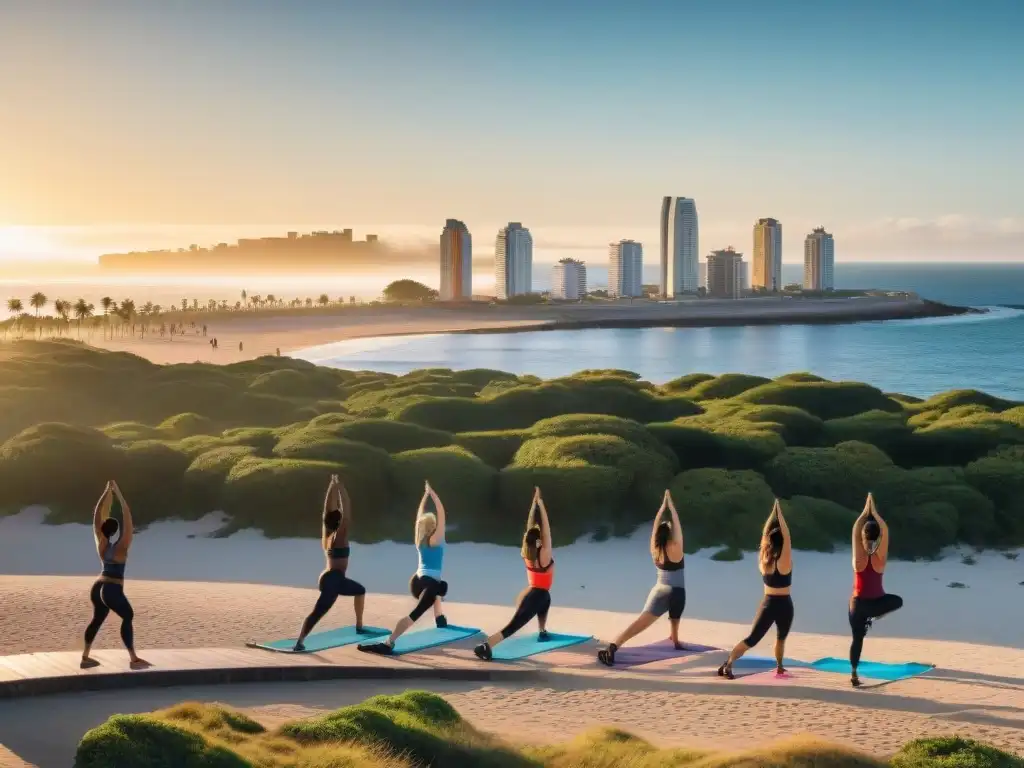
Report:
551,258,587,300
803,227,835,290
659,197,699,297
439,219,472,301
608,240,643,297
706,247,745,299
494,222,533,299
752,218,783,292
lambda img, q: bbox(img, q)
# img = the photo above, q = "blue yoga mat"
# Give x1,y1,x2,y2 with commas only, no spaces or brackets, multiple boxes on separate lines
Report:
387,625,481,655
811,657,934,681
491,632,592,661
248,625,390,653
733,655,811,669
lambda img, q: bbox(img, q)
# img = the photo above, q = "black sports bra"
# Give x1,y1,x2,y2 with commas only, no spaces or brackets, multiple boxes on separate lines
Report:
657,554,684,571
327,545,350,559
763,567,792,588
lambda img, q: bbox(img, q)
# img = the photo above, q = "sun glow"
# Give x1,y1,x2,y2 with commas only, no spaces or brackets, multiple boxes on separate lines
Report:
0,226,58,259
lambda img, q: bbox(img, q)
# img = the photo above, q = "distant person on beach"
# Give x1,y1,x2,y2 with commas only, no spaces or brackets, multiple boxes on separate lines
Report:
474,486,554,660
598,489,685,666
849,493,903,688
359,481,448,655
81,481,149,670
239,341,243,352
718,500,793,679
292,475,367,651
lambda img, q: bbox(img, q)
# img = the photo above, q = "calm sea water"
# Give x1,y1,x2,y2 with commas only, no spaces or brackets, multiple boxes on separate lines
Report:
299,263,1024,399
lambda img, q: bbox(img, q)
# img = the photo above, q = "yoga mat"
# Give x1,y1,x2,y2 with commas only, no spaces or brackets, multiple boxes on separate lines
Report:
380,625,481,656
248,625,390,653
613,640,719,668
733,655,811,669
811,657,934,681
491,632,592,661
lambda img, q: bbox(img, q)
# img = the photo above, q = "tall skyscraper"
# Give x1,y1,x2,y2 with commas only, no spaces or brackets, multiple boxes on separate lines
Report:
608,240,643,297
804,227,835,290
551,258,587,300
659,197,699,297
706,247,745,299
752,218,783,292
439,219,472,301
494,222,533,299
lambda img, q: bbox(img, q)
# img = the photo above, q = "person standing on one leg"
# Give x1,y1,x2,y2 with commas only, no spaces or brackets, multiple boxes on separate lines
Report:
718,499,794,679
293,475,368,651
81,481,149,670
849,493,903,688
598,489,686,666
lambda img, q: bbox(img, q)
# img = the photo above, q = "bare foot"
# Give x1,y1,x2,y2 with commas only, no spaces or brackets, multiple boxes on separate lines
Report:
129,658,151,669
80,657,100,669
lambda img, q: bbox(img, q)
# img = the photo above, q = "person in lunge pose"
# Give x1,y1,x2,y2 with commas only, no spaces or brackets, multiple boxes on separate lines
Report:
292,475,368,651
359,481,449,655
81,481,149,670
474,487,554,661
717,499,793,679
598,489,686,666
849,492,903,687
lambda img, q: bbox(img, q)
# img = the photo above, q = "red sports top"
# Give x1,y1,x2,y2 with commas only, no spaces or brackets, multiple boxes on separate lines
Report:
853,559,884,598
526,559,554,590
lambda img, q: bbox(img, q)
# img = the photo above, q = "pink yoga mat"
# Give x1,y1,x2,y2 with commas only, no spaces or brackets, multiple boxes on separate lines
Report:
613,639,719,668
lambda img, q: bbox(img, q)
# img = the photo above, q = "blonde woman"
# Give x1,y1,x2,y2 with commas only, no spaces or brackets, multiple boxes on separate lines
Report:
81,481,149,670
598,490,685,666
717,500,793,679
849,493,903,687
474,487,554,660
359,481,448,655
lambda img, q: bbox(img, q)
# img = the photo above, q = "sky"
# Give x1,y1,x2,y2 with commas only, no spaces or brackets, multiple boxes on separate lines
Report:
1,0,1022,263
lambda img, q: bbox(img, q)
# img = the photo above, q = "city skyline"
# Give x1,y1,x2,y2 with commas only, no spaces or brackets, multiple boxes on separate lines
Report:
0,2,1020,265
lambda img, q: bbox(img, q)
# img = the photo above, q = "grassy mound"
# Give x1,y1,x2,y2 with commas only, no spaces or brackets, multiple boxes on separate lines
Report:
0,341,1022,556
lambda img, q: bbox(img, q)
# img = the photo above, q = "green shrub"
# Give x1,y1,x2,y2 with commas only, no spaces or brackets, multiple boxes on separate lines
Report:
115,440,193,520
668,468,776,549
248,368,342,399
183,447,258,512
218,427,279,455
102,421,161,442
965,446,1024,542
892,736,1024,768
823,410,912,455
453,429,527,469
781,496,858,552
710,546,744,561
736,380,902,420
683,373,772,400
764,441,893,510
330,418,454,454
648,421,786,470
158,412,216,439
661,373,715,392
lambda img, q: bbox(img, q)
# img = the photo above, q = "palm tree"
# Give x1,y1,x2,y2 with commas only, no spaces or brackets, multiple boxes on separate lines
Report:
181,298,188,312
29,292,47,317
266,294,277,308
54,299,71,336
73,299,94,337
100,297,114,340
305,297,313,307
250,295,261,310
318,294,330,307
7,299,23,338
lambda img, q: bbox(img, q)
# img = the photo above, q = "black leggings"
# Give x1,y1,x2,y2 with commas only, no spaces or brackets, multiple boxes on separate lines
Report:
300,569,366,637
743,595,794,647
500,587,551,639
409,575,448,621
849,593,904,668
84,580,135,650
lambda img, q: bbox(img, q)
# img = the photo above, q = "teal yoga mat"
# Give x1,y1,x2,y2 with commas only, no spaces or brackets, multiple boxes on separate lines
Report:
367,625,481,656
811,657,934,681
491,632,592,661
248,625,390,653
733,655,811,669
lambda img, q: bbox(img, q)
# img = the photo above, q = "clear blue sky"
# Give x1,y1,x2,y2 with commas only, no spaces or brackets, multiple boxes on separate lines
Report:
1,0,1022,260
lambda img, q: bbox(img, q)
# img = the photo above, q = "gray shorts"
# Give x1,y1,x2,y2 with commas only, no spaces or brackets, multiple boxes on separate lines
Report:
643,585,686,619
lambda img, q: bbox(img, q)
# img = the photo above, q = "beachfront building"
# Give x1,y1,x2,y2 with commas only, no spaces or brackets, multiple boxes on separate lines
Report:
804,227,835,290
659,197,699,298
551,258,587,300
494,222,533,299
699,260,708,291
752,218,783,292
608,240,643,297
439,219,472,301
706,247,745,299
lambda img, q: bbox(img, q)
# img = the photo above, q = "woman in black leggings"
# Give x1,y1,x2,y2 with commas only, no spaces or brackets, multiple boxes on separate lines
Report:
474,487,554,660
81,481,149,670
718,500,793,679
293,475,367,651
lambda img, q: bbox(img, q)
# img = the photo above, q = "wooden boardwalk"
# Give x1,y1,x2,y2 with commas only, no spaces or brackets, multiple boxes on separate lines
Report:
0,644,540,700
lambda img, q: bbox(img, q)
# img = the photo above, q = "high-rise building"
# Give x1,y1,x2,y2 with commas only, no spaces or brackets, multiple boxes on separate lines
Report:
706,247,745,299
699,260,708,291
608,240,643,297
551,258,587,300
439,219,472,301
494,222,533,299
752,218,783,292
659,197,699,297
803,227,835,290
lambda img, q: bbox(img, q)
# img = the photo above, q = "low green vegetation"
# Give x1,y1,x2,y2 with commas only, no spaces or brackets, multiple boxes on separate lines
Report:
2,340,1023,557
73,692,1023,768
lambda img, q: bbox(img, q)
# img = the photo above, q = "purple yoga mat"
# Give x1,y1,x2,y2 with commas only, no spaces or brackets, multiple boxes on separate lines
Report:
614,639,720,668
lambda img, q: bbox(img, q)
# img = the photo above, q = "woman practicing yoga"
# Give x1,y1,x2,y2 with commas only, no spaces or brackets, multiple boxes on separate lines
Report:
849,492,903,687
81,481,149,669
359,481,449,655
717,499,793,679
474,486,554,661
293,474,367,651
598,489,685,666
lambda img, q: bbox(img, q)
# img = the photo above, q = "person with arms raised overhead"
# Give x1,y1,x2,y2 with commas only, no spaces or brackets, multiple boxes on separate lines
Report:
717,499,793,679
359,481,449,655
849,492,903,687
292,475,368,651
81,481,149,670
598,489,686,666
474,487,555,661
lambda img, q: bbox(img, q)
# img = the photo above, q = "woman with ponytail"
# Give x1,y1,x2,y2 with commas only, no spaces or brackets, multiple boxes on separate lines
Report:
717,499,794,679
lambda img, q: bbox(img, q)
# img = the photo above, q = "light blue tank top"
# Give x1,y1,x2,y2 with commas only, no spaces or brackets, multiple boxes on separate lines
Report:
416,538,445,580
101,541,126,579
